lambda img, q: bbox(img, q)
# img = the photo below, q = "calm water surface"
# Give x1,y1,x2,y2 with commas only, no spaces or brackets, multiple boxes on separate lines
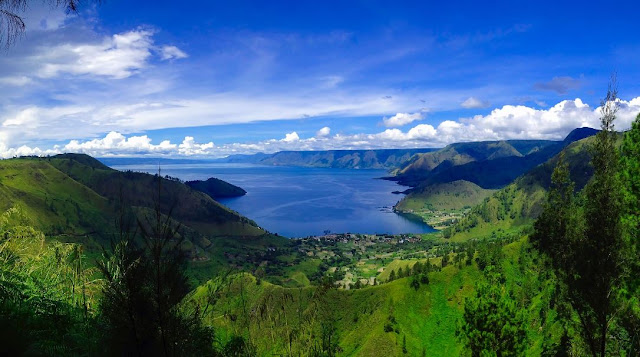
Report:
110,163,435,238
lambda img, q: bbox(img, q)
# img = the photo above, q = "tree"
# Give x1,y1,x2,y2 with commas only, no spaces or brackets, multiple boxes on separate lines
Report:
531,152,575,263
573,79,625,357
620,113,640,279
532,78,628,356
410,277,420,291
97,179,213,356
619,113,640,352
458,267,527,356
388,269,397,282
0,0,96,47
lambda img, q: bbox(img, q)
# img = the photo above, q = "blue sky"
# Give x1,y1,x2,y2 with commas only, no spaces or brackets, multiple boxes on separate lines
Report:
1,0,640,157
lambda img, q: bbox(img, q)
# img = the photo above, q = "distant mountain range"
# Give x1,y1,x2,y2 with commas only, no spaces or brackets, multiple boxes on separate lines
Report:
214,148,438,169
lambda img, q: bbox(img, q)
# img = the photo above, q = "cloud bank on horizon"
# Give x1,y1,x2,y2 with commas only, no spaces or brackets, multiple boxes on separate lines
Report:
0,1,639,158
5,97,639,159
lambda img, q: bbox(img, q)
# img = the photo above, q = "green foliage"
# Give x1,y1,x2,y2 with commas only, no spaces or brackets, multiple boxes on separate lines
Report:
0,207,100,355
620,113,640,276
97,181,214,356
532,82,636,356
458,266,528,357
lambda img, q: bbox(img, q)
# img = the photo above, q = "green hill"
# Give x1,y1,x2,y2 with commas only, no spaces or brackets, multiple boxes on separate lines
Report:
443,135,598,241
391,129,597,189
187,237,559,356
394,180,496,229
0,154,281,283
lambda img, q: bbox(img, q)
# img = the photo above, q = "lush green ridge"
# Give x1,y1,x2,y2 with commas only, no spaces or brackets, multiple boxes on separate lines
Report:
391,128,597,188
0,154,280,286
443,135,598,241
394,180,496,229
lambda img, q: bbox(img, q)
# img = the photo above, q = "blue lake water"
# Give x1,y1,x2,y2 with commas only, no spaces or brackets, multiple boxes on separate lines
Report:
110,163,435,238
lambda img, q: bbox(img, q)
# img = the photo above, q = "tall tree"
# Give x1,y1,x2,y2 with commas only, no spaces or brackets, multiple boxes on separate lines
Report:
576,79,625,357
534,79,626,356
619,113,640,353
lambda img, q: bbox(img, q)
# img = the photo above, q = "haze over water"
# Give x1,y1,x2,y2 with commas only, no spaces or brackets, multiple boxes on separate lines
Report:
110,163,435,238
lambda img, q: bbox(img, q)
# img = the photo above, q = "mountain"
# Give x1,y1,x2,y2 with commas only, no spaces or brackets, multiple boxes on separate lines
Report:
0,154,275,279
392,128,598,189
442,133,600,241
186,177,247,199
217,148,437,169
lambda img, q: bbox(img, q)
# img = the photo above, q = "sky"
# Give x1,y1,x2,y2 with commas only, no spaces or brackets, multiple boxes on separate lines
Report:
1,0,640,158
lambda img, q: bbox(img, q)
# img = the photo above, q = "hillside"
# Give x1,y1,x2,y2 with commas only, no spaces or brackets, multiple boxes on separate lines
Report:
394,180,496,229
443,134,598,241
392,128,597,188
0,154,282,282
187,237,559,356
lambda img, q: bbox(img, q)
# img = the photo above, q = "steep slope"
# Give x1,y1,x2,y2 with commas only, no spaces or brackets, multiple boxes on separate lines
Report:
0,158,112,238
393,140,557,187
47,154,263,238
393,128,597,189
443,135,597,241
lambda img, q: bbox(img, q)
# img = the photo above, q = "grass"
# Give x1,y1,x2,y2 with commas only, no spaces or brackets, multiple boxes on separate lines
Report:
186,235,565,356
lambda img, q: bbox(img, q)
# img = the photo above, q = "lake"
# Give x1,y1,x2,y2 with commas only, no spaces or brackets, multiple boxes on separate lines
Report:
109,163,435,238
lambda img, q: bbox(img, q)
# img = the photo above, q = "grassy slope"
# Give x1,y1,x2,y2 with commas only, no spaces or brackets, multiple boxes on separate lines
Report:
0,159,112,236
189,238,556,356
47,154,263,238
0,154,290,285
445,136,596,242
396,180,495,212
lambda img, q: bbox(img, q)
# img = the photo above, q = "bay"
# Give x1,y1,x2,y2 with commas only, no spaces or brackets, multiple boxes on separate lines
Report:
110,163,436,238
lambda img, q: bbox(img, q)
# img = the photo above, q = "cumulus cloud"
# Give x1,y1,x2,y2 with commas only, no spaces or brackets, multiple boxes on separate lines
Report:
178,136,214,155
282,132,300,142
316,126,331,137
382,112,424,127
63,131,176,156
534,76,582,95
461,97,490,109
160,45,188,60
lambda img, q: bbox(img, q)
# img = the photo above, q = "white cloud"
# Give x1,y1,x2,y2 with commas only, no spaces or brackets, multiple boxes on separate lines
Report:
382,112,424,127
282,132,300,142
2,97,639,158
160,45,188,60
178,136,214,155
316,126,331,137
36,29,155,79
461,96,490,109
62,131,177,156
